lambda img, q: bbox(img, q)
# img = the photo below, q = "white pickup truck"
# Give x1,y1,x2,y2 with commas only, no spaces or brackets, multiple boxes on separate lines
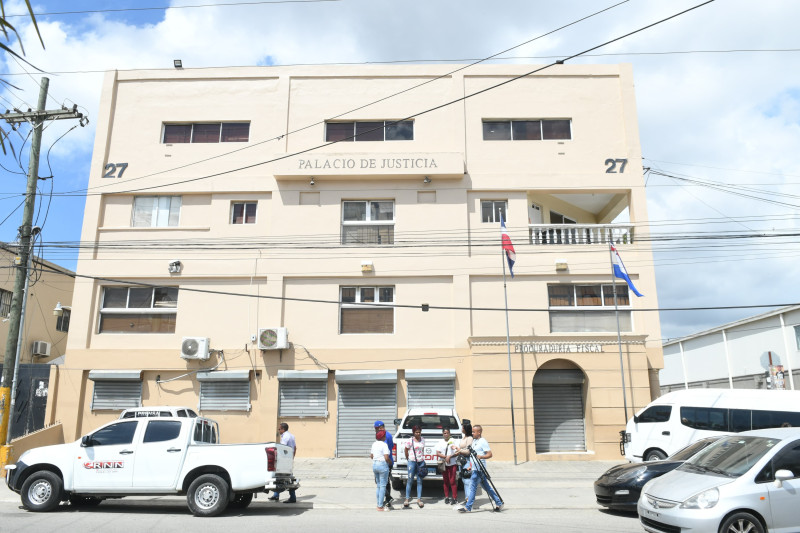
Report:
390,408,462,490
4,410,298,517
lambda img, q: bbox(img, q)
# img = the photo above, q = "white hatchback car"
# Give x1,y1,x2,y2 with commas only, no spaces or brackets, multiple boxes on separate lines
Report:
638,427,800,533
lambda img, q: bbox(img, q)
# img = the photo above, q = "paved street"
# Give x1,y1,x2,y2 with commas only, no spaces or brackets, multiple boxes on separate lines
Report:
0,458,644,532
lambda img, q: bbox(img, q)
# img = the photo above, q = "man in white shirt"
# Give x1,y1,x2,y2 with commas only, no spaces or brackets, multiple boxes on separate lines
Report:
457,425,503,513
268,422,297,503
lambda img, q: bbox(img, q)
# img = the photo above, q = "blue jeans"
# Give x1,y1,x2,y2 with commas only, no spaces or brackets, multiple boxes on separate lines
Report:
406,461,423,499
461,469,473,502
464,466,502,511
373,460,390,507
271,488,296,500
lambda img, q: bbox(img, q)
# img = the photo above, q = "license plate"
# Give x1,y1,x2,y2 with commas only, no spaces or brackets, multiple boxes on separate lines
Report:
428,468,437,476
643,509,660,519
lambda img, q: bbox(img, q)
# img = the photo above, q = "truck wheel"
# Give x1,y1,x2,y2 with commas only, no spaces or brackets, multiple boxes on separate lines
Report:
21,471,63,512
644,449,667,461
228,493,254,509
187,474,230,517
69,495,103,507
391,478,405,492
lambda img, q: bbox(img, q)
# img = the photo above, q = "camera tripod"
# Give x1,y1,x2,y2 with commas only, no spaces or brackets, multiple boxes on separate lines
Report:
466,445,504,509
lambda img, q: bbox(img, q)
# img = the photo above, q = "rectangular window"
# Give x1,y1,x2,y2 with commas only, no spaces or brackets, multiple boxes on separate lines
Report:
56,308,71,332
325,121,413,142
132,196,181,227
340,286,394,334
680,406,729,431
481,200,507,223
341,200,395,245
279,381,328,417
548,284,631,332
231,202,257,224
482,119,571,141
162,122,250,143
0,289,11,317
99,286,178,333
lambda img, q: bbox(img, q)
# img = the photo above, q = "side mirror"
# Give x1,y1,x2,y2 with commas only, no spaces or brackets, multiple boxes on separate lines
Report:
633,415,639,424
393,418,401,427
774,469,794,488
81,435,91,447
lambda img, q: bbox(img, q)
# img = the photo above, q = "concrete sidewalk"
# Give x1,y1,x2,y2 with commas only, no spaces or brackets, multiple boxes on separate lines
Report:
2,458,624,510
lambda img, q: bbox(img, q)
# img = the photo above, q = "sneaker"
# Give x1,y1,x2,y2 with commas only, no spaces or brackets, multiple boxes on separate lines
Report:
267,495,279,501
494,503,504,512
451,499,458,505
444,497,451,505
457,506,470,513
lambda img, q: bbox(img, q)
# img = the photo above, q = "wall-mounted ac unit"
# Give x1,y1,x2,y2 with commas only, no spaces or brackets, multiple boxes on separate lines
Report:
180,337,210,360
257,327,289,350
31,340,51,357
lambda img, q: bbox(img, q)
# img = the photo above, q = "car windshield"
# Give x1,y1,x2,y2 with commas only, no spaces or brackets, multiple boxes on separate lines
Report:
679,436,781,478
669,438,719,461
401,415,459,431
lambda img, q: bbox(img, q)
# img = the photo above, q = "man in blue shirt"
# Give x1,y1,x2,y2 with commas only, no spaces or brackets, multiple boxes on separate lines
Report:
374,421,394,508
268,423,297,503
457,424,503,513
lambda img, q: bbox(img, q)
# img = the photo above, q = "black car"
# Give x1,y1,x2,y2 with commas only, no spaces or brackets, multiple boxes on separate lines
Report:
593,436,722,512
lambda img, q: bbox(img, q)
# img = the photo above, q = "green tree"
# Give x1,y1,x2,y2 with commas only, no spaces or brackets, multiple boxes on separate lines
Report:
0,0,43,153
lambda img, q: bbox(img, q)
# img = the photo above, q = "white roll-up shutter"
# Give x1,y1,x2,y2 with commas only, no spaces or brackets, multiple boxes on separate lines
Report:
406,369,455,409
198,370,251,411
89,370,142,411
336,382,397,457
533,369,586,452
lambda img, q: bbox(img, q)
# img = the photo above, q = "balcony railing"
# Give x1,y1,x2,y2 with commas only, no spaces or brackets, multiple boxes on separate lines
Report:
528,223,634,245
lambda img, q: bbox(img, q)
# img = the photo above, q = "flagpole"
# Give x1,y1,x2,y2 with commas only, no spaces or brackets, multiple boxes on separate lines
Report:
501,248,519,465
608,244,629,426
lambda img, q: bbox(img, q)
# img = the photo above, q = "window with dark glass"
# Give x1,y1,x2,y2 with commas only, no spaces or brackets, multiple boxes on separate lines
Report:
231,202,257,224
482,119,572,140
143,421,182,443
99,286,178,334
548,284,631,333
87,421,138,446
680,406,729,431
56,308,71,332
636,405,672,423
162,122,249,143
341,200,394,245
325,121,413,142
340,285,394,334
1,289,13,317
481,200,507,223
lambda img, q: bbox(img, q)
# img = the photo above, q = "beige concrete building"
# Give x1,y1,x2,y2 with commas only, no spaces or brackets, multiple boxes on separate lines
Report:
0,245,74,365
47,63,663,461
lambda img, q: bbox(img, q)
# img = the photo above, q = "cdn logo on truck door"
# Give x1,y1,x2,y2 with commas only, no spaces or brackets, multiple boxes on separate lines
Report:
84,461,124,469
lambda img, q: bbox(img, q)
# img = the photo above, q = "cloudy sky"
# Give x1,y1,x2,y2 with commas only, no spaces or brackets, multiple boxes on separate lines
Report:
1,0,799,342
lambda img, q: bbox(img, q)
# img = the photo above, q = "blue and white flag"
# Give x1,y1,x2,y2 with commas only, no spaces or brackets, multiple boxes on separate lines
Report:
610,243,643,297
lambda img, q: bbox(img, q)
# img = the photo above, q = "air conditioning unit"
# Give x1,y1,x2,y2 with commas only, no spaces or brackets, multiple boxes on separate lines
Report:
31,340,51,357
180,337,210,360
257,327,289,350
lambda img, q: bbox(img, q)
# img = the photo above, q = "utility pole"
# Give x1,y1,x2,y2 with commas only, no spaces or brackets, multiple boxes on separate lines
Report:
0,77,84,469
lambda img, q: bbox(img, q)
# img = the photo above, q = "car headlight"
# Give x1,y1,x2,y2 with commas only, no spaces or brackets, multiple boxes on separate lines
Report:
616,466,647,481
680,487,719,509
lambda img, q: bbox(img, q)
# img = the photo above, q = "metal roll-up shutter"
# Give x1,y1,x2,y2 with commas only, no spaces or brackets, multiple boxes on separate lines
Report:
280,381,327,417
92,381,142,410
533,369,586,452
199,381,251,411
408,380,455,409
336,383,397,457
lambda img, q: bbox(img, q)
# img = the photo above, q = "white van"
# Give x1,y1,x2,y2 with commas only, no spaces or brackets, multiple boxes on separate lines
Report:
623,389,800,462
